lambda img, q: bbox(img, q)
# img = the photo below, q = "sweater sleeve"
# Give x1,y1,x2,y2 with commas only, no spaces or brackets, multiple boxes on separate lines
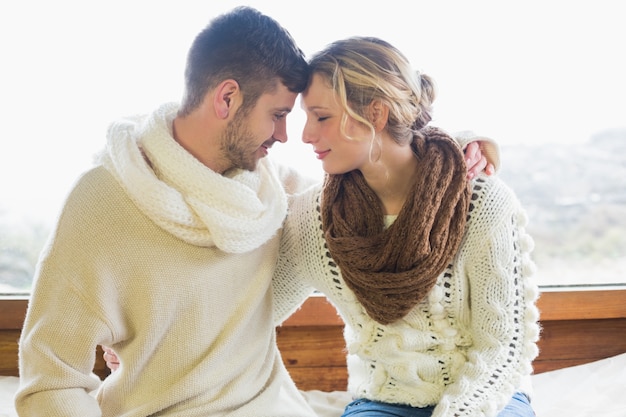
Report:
271,187,320,325
16,276,109,416
433,176,540,417
15,193,114,416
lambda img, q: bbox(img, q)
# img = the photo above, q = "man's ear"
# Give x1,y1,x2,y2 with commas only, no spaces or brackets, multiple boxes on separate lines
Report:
368,100,389,132
213,79,241,119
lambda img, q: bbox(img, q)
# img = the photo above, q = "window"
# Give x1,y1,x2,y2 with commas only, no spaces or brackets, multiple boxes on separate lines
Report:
1,1,624,294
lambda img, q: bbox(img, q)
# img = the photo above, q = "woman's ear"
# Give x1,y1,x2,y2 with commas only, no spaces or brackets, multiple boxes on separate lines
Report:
213,79,241,119
368,100,389,132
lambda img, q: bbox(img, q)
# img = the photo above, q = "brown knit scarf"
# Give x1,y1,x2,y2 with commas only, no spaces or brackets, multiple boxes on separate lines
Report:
321,126,470,325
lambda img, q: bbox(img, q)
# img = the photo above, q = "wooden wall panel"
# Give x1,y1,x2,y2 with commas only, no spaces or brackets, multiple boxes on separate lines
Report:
277,325,347,392
0,329,20,376
2,290,626,393
533,318,626,373
288,366,348,393
276,326,346,367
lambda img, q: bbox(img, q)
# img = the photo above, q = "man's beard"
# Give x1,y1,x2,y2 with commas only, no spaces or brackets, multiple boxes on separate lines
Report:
220,111,260,172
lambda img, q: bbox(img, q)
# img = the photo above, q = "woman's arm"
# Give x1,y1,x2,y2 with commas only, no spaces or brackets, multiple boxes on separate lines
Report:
434,177,540,417
271,186,327,325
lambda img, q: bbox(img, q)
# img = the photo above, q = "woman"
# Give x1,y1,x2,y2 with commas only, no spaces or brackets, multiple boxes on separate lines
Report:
273,37,540,417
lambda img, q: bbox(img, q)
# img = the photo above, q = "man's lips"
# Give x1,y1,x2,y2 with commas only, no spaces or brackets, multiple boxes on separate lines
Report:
260,141,275,156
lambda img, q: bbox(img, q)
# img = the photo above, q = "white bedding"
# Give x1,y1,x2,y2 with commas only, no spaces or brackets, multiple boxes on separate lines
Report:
2,352,625,417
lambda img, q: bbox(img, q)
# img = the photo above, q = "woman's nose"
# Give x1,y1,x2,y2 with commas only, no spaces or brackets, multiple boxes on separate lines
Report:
301,123,316,144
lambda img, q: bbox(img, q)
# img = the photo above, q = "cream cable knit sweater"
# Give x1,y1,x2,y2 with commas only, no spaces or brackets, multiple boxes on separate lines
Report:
274,175,541,417
15,103,317,417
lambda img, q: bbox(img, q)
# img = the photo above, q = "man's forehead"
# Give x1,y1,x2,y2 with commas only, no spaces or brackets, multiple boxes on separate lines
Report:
257,85,298,110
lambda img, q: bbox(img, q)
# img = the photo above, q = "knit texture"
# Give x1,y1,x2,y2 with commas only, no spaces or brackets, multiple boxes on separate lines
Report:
275,175,541,417
15,104,317,416
321,127,470,324
100,102,288,253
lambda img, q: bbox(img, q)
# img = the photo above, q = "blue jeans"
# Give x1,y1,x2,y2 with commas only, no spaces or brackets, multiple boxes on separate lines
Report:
341,392,534,417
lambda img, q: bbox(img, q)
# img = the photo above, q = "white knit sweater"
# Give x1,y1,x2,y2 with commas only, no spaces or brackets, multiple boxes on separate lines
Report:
274,175,541,417
15,104,318,417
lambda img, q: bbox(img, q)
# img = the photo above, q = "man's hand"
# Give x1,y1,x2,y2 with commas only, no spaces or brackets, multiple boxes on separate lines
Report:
102,346,120,372
464,141,495,180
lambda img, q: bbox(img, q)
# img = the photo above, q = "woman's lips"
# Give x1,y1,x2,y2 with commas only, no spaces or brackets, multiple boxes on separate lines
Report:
315,149,330,160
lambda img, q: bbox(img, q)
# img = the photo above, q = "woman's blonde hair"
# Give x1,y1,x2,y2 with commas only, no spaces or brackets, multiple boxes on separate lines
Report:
308,36,436,145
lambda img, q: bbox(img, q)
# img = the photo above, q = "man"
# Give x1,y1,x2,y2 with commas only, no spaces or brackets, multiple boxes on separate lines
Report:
16,6,493,416
16,7,318,416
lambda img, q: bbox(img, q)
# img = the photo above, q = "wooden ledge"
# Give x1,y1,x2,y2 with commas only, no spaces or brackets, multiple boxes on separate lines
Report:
0,298,28,329
282,295,343,327
3,288,626,328
537,288,626,321
282,289,626,326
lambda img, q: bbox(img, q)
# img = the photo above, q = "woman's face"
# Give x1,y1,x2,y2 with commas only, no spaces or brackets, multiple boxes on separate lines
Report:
301,73,373,175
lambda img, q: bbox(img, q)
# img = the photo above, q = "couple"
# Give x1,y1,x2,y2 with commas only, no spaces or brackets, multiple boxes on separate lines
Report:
15,6,539,417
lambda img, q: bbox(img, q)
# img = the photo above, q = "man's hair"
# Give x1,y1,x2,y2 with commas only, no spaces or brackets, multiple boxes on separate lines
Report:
179,6,309,116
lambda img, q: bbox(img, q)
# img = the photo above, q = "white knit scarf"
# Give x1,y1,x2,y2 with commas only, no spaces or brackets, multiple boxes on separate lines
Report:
99,102,288,253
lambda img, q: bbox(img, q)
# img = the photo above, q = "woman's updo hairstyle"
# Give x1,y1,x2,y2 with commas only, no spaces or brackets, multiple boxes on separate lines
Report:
307,36,436,144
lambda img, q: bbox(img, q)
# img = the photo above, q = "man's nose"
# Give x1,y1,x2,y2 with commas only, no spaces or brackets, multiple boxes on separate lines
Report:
274,119,288,143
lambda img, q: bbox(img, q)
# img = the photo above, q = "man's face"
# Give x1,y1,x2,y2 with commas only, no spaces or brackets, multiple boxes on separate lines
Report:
220,83,298,171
